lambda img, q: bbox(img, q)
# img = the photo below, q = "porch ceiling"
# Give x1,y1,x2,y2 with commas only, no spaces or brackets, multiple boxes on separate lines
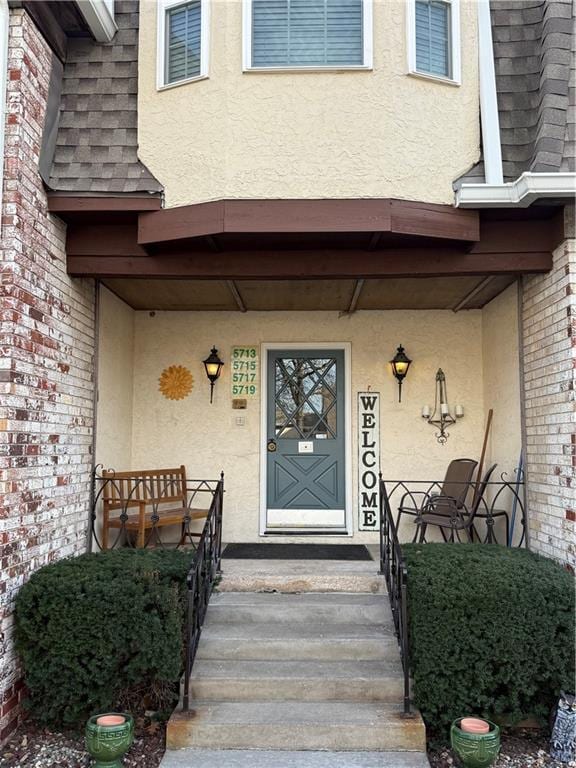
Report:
102,275,517,312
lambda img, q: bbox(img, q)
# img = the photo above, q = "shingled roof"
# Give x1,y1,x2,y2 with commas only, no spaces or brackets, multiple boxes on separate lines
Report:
458,0,575,187
47,0,162,195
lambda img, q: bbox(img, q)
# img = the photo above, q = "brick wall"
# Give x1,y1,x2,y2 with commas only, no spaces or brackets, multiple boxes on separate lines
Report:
522,205,576,570
0,10,95,741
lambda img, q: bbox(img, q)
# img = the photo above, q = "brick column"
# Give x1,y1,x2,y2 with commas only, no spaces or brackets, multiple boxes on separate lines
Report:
521,204,576,570
0,10,95,741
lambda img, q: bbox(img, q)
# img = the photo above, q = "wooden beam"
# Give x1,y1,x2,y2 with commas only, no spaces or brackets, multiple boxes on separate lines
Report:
451,276,495,312
137,199,480,246
48,195,162,214
226,280,247,312
341,279,365,316
67,248,552,279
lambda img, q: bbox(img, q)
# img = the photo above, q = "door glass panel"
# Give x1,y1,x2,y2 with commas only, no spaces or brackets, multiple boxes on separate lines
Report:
275,357,337,439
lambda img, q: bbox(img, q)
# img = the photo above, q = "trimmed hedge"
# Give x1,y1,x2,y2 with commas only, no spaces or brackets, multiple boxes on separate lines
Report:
403,544,575,736
15,549,191,727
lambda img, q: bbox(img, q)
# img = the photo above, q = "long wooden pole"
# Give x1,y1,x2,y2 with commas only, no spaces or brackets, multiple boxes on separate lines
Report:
475,408,494,503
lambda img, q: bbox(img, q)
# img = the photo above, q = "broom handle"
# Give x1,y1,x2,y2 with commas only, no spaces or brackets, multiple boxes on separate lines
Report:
475,409,493,503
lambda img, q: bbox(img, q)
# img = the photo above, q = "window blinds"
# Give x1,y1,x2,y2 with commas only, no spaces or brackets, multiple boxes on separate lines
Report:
166,1,202,84
251,0,364,68
415,0,450,78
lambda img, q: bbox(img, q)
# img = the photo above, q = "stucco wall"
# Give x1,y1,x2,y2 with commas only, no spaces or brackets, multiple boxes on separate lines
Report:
137,0,480,207
481,283,523,545
95,287,135,470
123,310,486,543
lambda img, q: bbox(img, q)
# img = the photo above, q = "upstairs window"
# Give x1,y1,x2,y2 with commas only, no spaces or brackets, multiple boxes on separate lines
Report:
244,0,373,71
408,0,460,84
158,0,210,88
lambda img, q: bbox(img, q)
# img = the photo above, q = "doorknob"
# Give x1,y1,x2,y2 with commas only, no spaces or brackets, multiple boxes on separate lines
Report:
267,439,277,453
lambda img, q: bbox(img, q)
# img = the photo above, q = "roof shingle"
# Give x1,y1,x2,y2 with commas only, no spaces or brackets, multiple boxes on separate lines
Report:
47,0,162,196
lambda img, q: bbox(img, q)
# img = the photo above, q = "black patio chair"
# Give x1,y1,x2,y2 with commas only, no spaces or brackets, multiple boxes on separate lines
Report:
395,458,478,542
415,463,498,543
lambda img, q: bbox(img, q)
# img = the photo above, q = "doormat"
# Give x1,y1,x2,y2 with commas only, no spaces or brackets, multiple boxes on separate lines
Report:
222,544,373,561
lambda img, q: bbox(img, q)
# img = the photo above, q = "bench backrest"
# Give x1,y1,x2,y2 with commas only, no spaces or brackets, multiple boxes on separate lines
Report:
102,466,187,507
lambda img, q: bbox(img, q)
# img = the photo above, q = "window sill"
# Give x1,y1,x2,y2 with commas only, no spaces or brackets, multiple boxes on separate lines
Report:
157,73,209,91
243,65,373,74
407,69,461,87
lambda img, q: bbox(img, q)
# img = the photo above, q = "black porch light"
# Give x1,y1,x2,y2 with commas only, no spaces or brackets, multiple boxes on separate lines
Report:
390,345,412,403
203,347,224,403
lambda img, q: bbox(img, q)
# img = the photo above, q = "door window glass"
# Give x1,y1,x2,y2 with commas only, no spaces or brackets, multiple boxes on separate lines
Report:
274,357,337,439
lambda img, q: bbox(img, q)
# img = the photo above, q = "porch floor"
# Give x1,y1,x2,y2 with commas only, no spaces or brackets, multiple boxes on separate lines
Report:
217,544,383,594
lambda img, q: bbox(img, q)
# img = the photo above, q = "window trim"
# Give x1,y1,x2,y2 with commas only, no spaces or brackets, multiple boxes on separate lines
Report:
406,0,461,86
157,0,210,90
242,0,373,73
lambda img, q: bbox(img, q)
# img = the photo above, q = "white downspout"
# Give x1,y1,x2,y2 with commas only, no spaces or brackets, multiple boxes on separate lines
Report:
477,0,503,185
457,0,576,206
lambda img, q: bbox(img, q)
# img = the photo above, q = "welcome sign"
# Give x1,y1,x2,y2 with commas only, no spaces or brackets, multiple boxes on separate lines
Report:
358,392,381,531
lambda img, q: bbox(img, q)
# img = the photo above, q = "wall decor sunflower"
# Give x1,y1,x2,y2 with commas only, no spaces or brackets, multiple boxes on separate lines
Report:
159,365,194,401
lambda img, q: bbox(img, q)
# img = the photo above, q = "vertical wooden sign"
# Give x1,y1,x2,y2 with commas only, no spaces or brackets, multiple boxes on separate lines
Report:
358,392,381,532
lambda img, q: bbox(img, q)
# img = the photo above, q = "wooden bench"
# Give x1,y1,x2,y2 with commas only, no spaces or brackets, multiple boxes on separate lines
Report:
101,465,207,549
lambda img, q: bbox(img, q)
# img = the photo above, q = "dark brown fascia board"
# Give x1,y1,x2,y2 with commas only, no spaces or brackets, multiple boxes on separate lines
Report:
67,248,551,280
137,199,480,246
48,195,163,214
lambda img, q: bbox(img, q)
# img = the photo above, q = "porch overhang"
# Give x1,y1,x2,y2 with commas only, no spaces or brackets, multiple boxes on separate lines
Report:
50,195,566,310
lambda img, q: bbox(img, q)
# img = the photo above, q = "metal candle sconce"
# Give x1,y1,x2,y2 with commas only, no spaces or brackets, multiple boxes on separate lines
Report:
422,368,464,444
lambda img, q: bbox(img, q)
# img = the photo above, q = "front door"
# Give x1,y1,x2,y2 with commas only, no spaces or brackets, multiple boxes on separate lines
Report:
265,349,347,534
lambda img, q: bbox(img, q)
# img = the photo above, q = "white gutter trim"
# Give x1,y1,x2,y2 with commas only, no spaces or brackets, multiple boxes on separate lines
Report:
477,0,503,185
0,0,8,231
76,0,117,43
456,172,576,208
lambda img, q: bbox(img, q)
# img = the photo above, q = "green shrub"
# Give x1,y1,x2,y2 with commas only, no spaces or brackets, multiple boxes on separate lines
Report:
15,549,191,727
403,544,575,737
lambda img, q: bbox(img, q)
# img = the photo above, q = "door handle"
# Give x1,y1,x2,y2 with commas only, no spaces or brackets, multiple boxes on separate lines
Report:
267,439,277,453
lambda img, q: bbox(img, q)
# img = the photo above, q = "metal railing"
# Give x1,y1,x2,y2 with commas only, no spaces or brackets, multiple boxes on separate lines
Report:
183,473,224,710
379,475,411,715
383,469,526,547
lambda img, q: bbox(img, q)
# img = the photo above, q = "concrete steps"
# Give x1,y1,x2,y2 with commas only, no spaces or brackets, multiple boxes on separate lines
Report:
189,659,405,701
196,621,397,661
218,557,385,594
168,701,426,751
164,558,427,766
161,749,430,768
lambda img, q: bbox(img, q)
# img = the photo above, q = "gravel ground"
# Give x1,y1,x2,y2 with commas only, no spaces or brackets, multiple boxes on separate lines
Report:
1,723,574,768
428,730,576,768
0,718,165,768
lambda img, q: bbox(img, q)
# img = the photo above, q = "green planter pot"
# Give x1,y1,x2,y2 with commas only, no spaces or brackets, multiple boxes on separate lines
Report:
450,718,501,768
86,713,134,768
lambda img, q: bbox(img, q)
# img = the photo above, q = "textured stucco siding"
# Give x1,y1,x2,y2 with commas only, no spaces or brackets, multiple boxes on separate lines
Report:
137,0,481,207
104,309,487,544
482,283,523,545
95,287,135,470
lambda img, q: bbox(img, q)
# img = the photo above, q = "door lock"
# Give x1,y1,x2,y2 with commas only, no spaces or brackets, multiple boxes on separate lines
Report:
267,439,277,453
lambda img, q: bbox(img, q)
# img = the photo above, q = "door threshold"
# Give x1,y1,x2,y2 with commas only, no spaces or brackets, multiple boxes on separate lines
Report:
262,530,350,536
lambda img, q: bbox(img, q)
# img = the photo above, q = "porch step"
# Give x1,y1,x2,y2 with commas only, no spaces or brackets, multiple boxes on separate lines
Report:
189,659,404,701
196,621,397,661
166,567,426,761
161,749,430,768
219,558,384,594
167,701,426,752
207,592,388,625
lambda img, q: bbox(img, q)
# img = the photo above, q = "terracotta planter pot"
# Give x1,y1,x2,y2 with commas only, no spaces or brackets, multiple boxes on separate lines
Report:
451,718,501,768
86,712,134,768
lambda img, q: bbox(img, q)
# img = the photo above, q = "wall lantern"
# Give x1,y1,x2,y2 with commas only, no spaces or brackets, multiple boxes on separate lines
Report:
390,345,412,402
203,347,224,403
422,368,464,444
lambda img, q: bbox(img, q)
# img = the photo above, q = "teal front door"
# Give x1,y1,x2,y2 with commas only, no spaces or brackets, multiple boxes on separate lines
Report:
265,349,347,533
